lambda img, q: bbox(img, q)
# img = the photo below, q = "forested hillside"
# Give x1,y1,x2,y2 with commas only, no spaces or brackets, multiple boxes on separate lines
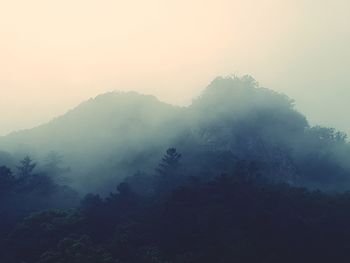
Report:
1,76,350,262
1,76,349,192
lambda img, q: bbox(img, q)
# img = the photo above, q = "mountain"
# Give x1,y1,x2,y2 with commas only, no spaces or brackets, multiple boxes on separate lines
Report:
1,76,350,193
0,92,184,192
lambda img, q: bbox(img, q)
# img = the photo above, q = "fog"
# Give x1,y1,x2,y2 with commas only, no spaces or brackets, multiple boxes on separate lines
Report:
1,0,350,135
3,75,350,262
0,75,349,194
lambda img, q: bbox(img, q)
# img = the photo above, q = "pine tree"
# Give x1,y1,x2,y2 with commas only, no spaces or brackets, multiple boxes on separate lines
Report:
17,156,36,178
156,148,181,176
155,148,182,194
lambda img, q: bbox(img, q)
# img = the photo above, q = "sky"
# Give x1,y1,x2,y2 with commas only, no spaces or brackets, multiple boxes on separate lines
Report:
0,0,349,136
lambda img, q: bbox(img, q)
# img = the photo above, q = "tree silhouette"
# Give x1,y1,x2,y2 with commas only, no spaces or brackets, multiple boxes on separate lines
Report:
44,151,70,183
117,182,132,196
156,148,181,176
17,156,36,177
155,148,183,194
0,166,15,193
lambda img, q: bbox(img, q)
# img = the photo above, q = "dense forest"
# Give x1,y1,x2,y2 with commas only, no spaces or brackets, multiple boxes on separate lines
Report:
1,76,350,262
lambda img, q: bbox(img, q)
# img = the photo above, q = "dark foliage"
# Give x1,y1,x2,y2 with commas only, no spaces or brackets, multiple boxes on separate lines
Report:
2,149,350,262
2,77,350,262
0,157,79,241
1,76,350,193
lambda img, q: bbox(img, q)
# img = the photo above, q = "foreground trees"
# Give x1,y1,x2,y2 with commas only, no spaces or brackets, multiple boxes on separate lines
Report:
17,155,36,177
0,156,79,240
2,149,350,262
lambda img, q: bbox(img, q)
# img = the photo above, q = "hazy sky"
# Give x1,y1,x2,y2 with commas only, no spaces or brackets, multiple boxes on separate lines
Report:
1,0,349,136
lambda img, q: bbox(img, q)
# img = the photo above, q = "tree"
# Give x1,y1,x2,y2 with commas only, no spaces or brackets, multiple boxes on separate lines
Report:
37,235,118,263
44,151,70,183
0,166,15,193
17,156,36,178
156,148,181,176
117,182,132,196
124,171,154,196
155,148,183,194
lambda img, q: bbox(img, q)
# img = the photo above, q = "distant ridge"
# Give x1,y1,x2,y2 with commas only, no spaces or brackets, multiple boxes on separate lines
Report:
0,76,349,193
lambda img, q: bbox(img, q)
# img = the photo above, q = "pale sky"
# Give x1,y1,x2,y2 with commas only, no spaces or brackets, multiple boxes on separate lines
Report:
0,0,349,136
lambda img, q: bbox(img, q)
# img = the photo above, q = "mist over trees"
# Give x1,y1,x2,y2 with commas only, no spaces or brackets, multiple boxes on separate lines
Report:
1,75,349,193
1,76,350,262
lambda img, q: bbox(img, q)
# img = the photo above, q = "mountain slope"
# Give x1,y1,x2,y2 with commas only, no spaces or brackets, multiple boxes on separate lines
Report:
0,92,183,192
1,76,349,193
